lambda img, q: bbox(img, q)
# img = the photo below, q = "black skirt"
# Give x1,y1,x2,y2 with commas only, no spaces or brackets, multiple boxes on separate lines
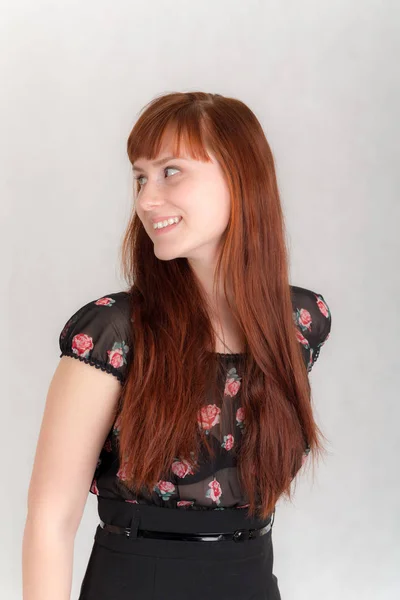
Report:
78,498,281,600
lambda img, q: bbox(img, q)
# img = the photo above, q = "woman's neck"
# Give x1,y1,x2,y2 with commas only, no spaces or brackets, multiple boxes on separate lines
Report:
210,303,246,354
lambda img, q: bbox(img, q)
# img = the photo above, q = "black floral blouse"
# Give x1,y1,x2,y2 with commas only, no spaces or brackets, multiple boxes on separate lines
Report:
58,285,332,511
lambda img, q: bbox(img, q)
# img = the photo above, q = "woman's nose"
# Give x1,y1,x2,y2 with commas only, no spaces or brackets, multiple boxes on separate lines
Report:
137,180,164,208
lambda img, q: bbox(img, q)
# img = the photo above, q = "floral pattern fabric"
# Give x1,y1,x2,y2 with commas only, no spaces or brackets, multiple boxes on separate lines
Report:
59,285,331,510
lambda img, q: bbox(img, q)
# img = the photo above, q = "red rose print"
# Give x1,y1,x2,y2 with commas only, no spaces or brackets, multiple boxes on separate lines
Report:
154,480,176,501
172,458,195,478
295,328,309,348
72,333,94,358
177,500,195,507
224,378,241,397
206,477,222,504
95,297,116,307
236,406,245,423
316,295,329,318
222,434,234,451
117,462,129,481
107,341,129,369
197,404,221,432
108,347,124,368
298,308,312,331
157,481,175,494
224,367,242,397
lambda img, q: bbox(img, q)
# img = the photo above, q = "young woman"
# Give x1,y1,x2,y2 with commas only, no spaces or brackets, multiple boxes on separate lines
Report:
23,91,332,600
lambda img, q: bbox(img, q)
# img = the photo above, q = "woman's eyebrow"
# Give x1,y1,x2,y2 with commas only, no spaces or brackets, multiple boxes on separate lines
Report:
132,156,189,172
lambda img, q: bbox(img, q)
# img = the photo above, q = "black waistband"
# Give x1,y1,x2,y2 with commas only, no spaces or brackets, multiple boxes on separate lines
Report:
99,518,272,542
97,496,274,536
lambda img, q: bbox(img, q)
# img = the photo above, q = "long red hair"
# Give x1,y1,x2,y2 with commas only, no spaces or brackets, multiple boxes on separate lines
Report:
117,91,327,520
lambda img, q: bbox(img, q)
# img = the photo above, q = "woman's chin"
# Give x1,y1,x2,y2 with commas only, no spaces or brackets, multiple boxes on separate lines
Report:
153,246,184,261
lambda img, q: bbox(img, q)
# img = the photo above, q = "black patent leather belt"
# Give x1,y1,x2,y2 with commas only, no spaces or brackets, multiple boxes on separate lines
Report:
99,518,272,542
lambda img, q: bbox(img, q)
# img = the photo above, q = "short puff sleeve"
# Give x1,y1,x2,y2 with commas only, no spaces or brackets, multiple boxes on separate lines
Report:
291,285,332,373
58,291,132,384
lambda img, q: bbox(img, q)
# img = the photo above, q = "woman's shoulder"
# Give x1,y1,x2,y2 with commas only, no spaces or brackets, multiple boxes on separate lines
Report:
289,284,332,372
58,290,132,384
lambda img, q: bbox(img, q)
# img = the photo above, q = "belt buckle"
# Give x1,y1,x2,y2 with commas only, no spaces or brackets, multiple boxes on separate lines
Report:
232,528,255,542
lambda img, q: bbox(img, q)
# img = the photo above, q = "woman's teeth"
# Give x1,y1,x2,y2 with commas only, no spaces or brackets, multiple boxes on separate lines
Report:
153,216,182,230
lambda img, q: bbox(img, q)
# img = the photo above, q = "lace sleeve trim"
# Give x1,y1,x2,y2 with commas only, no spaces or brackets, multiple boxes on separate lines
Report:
307,334,330,373
59,352,124,384
307,346,321,373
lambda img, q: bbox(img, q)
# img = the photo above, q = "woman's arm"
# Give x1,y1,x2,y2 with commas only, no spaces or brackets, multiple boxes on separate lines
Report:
22,356,122,600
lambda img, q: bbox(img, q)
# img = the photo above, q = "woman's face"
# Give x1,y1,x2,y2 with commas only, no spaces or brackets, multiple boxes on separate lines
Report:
133,128,231,266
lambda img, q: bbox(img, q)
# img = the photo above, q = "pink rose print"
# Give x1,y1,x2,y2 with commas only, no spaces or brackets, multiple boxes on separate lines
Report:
224,367,242,397
236,406,245,429
225,378,241,397
295,328,310,349
107,341,129,369
172,458,195,478
71,333,94,358
315,295,330,319
90,479,99,495
205,477,222,505
197,404,221,434
117,461,129,481
297,308,312,332
154,480,176,501
221,434,234,451
177,500,195,507
94,297,116,307
125,499,139,504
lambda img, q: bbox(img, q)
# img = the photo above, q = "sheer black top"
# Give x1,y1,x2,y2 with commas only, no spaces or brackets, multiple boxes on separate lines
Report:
58,285,332,510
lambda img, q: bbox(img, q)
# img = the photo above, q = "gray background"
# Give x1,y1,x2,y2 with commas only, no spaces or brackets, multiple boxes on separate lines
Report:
2,0,399,598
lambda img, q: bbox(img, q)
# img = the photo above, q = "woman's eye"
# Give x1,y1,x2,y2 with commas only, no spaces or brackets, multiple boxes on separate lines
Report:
135,166,179,188
165,166,179,178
